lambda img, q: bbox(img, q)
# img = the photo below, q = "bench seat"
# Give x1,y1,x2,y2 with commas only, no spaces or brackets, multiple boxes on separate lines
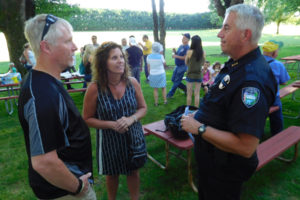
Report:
279,83,299,98
67,88,86,93
0,95,18,101
257,126,300,171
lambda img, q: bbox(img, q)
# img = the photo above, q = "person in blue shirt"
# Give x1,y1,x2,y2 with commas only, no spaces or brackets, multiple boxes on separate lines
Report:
262,40,290,136
167,33,190,98
181,5,277,199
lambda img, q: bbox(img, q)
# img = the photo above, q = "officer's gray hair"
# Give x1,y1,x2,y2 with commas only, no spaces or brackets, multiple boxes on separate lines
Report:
24,14,73,58
226,4,264,45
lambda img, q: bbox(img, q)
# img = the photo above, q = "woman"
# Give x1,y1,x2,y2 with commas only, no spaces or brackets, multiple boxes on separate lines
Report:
185,35,205,107
83,42,147,200
147,42,167,106
23,43,36,71
82,44,96,88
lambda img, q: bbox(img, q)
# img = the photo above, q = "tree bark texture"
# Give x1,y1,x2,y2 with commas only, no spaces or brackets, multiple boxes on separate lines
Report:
159,0,166,55
151,0,159,42
0,0,35,75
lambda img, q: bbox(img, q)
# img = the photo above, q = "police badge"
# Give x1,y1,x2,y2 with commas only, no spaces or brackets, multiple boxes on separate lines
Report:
219,74,230,89
242,87,260,108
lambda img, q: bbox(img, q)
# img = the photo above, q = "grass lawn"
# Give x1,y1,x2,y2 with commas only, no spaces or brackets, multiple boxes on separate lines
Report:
1,31,300,199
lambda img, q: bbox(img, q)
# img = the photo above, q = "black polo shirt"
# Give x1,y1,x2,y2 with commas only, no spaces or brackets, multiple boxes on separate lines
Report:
18,70,93,199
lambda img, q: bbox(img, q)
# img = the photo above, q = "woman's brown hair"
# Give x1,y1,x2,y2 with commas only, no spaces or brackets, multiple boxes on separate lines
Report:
91,41,130,92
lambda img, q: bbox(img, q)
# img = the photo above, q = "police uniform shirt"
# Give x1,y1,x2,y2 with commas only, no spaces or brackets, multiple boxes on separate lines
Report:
194,47,277,176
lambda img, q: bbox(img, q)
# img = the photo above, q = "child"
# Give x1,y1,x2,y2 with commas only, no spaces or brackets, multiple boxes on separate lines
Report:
201,61,211,94
209,62,221,85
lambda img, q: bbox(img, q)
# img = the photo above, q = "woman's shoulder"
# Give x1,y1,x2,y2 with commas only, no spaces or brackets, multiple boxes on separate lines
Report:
128,77,138,86
87,82,99,93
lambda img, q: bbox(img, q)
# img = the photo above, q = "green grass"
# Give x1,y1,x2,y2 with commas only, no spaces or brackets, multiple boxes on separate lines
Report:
1,30,300,199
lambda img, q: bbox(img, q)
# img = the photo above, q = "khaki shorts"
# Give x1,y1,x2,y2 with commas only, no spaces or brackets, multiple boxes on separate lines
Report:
52,184,96,200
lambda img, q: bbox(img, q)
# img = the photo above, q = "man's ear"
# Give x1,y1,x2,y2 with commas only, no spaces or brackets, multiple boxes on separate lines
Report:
40,41,52,54
242,29,252,42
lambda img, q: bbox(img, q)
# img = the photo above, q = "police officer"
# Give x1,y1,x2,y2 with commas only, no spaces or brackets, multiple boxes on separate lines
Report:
181,4,277,200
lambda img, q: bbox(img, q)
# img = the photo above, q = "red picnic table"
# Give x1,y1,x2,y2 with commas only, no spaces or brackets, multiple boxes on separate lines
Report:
281,55,300,79
0,83,20,115
143,120,198,193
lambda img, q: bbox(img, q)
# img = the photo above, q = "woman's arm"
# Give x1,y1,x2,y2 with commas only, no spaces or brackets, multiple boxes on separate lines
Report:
131,77,147,121
185,50,193,65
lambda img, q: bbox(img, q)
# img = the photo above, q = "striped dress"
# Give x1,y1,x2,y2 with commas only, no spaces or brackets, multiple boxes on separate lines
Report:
96,82,146,175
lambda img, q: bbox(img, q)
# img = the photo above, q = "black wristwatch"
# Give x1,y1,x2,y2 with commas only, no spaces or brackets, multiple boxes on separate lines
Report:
70,178,83,195
198,124,206,136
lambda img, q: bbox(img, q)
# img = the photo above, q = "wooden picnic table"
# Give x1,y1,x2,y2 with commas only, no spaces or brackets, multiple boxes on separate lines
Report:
0,83,20,115
281,55,300,79
279,81,300,119
143,120,198,193
0,74,86,115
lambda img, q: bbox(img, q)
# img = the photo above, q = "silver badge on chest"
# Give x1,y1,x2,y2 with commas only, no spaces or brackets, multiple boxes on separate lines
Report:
219,74,230,89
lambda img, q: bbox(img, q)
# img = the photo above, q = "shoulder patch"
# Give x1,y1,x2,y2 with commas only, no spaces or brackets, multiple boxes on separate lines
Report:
242,87,260,108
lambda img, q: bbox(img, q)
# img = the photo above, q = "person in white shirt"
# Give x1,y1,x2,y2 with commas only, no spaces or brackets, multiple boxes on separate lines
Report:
147,42,167,106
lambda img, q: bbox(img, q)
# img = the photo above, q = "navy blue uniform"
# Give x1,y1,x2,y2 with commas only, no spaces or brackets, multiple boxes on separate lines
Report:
194,48,277,199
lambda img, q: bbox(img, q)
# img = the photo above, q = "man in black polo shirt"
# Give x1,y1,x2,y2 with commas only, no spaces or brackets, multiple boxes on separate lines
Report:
18,14,96,199
181,4,277,200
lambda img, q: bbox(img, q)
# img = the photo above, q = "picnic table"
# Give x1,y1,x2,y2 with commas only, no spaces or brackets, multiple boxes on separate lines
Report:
281,55,300,79
0,73,86,115
143,120,198,193
0,83,20,115
279,81,300,118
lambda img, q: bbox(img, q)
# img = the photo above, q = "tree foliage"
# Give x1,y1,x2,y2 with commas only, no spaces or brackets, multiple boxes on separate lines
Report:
209,0,244,18
68,9,219,31
0,0,78,74
256,0,300,34
35,0,80,20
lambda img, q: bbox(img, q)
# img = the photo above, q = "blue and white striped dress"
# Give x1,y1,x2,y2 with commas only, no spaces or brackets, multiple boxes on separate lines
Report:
96,82,146,175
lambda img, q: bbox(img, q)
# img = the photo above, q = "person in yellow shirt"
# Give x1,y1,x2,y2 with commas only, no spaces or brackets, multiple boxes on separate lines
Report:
139,35,152,82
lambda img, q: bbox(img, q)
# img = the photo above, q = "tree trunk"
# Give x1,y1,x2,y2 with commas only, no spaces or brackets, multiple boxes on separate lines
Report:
151,0,159,42
276,20,280,35
213,0,226,18
159,0,166,56
213,0,244,18
0,0,35,75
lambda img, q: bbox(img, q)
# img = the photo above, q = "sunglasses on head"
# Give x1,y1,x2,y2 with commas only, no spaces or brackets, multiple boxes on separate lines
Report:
41,14,58,41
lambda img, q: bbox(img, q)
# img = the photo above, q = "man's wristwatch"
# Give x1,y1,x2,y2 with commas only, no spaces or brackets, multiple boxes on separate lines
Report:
198,124,206,136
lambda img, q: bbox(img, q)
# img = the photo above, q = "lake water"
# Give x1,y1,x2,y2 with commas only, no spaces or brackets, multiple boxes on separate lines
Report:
1,23,299,62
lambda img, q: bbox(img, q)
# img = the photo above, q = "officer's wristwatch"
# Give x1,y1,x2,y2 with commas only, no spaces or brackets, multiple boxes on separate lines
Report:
198,124,206,136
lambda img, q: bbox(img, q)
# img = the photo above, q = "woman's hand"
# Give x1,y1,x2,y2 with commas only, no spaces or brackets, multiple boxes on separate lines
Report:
114,116,134,134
